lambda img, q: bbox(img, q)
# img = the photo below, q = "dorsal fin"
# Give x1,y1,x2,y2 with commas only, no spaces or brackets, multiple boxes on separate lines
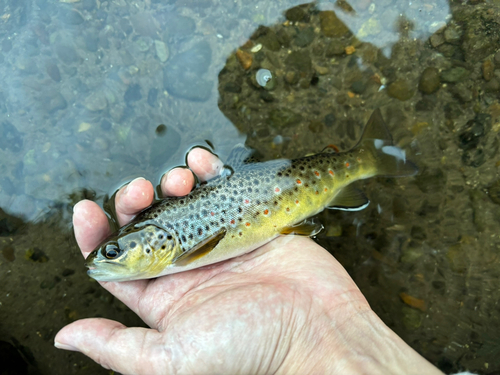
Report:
327,186,370,211
225,144,255,168
280,219,324,236
173,228,226,266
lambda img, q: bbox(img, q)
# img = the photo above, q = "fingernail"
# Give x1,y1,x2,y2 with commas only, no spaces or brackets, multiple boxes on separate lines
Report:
54,341,79,351
124,177,145,195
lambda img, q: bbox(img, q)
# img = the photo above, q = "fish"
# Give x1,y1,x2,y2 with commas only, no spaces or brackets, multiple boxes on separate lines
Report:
85,109,417,282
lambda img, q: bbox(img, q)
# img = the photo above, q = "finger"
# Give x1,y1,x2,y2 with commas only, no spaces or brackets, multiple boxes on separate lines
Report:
55,318,164,374
187,147,223,182
73,200,111,255
160,167,195,197
115,177,154,226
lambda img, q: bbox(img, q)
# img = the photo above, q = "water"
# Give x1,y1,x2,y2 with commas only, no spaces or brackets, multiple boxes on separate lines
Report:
1,0,499,374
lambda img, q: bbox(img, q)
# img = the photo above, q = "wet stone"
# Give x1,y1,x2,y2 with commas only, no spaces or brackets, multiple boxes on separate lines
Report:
429,33,444,48
446,244,468,273
124,84,142,103
254,27,281,51
351,80,366,94
25,247,49,263
294,27,315,48
131,13,159,38
56,44,80,64
285,6,308,22
325,40,345,57
84,91,107,111
62,268,75,277
495,51,500,64
410,226,427,240
402,306,422,330
443,25,462,44
46,61,61,82
308,120,324,133
84,33,99,52
285,50,312,72
415,96,436,111
487,180,500,205
147,88,158,107
1,245,15,262
440,67,470,83
484,78,499,93
60,9,84,26
319,11,350,38
268,109,303,129
482,60,494,81
163,41,213,101
0,121,23,153
155,40,169,62
387,79,414,101
418,67,440,94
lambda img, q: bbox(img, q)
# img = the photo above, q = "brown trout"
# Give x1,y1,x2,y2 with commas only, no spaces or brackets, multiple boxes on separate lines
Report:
86,109,417,281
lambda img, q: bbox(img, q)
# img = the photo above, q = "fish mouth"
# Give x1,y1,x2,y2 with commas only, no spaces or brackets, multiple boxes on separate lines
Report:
87,265,128,282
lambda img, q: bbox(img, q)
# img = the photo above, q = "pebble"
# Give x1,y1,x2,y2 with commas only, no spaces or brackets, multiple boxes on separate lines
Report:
56,44,80,64
124,84,142,103
325,40,345,57
285,6,308,22
429,33,445,48
387,79,414,101
294,27,315,48
443,25,462,44
484,78,499,93
418,67,440,94
84,91,107,111
60,9,84,26
154,40,169,62
440,67,470,83
46,61,61,82
236,49,252,70
319,11,350,38
482,60,494,81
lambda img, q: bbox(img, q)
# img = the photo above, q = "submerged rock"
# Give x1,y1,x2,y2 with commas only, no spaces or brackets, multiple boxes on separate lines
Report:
418,67,440,94
387,79,414,101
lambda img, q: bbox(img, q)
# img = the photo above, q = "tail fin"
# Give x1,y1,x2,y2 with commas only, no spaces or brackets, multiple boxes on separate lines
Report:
357,109,418,177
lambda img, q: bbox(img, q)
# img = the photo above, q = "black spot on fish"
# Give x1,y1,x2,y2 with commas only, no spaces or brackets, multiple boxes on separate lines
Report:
233,190,238,195
274,201,278,205
221,195,226,200
130,241,136,248
256,200,261,205
158,234,164,240
277,172,282,177
146,248,151,253
205,225,209,231
181,235,186,242
238,207,243,213
167,235,172,240
253,179,259,185
161,245,166,249
220,218,225,223
247,187,252,193
180,200,184,204
202,210,208,216
188,233,193,240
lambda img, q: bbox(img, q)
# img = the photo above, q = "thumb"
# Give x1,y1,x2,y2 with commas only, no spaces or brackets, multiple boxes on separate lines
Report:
55,318,165,374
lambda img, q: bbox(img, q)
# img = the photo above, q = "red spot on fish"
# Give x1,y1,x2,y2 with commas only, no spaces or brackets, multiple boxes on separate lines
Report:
244,199,250,204
329,170,334,176
315,191,319,195
275,187,281,193
230,219,235,225
345,162,350,168
264,209,269,215
245,222,251,227
286,207,290,212
326,144,340,153
296,179,302,184
295,200,299,204
324,188,328,192
314,171,320,177
210,212,215,216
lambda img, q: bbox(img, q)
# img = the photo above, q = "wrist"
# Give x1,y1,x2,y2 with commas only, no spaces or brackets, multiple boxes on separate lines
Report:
280,307,443,375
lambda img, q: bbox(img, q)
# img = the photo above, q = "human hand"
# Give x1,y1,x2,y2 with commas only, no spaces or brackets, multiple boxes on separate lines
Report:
55,148,443,375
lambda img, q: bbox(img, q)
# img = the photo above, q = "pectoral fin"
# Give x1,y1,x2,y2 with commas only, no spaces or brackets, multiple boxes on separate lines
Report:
327,186,370,211
281,219,324,236
173,228,226,266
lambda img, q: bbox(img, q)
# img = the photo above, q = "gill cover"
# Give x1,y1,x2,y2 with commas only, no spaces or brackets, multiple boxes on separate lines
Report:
85,222,182,281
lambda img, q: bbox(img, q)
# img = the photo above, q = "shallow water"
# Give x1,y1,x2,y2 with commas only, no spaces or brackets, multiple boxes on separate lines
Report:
1,0,499,374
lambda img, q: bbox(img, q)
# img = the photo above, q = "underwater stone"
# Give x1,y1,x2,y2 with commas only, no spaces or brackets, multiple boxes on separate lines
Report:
418,67,440,94
0,121,23,153
124,84,142,103
163,41,213,101
484,78,499,93
84,91,107,111
294,27,315,48
56,44,80,64
285,6,308,22
387,79,414,101
440,67,470,83
285,50,311,72
319,11,350,38
325,40,345,57
482,60,494,81
60,9,84,26
487,180,500,205
268,109,303,129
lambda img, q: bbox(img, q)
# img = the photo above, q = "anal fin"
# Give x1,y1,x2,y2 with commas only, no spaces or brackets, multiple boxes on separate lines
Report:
173,228,226,266
327,186,370,211
281,219,324,237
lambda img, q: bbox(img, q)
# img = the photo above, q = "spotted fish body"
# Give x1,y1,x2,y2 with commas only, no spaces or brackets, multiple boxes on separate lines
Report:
86,109,417,281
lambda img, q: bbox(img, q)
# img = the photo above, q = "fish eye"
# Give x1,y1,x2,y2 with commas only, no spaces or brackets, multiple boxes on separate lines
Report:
103,244,121,259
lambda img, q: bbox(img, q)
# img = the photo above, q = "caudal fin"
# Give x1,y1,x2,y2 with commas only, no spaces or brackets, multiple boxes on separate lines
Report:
357,109,418,177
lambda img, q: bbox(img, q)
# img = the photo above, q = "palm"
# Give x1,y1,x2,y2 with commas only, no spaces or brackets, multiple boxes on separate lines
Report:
116,236,367,374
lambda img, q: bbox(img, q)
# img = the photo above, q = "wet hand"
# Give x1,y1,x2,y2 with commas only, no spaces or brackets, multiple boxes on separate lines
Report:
56,148,443,375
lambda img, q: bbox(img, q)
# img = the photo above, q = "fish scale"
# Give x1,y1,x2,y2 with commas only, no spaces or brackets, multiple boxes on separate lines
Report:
85,109,418,282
